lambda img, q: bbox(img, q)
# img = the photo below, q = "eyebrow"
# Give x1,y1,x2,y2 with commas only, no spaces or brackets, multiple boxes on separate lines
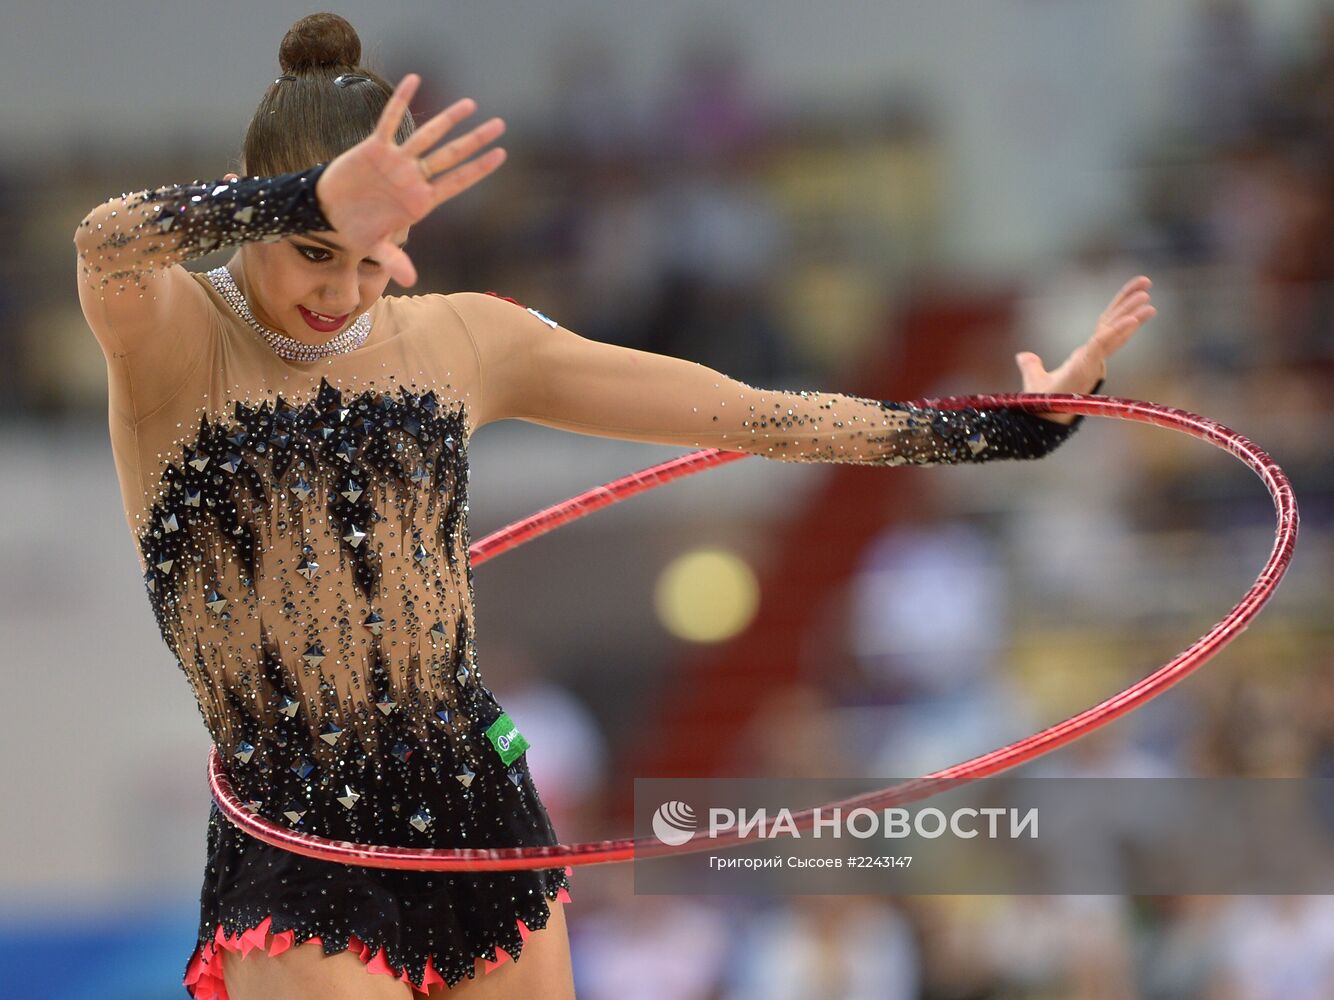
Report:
300,234,410,253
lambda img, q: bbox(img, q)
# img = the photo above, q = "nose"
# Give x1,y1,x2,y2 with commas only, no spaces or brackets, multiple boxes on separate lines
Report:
319,277,360,316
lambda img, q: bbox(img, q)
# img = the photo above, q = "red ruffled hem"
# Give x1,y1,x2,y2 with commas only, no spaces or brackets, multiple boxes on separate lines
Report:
184,869,573,999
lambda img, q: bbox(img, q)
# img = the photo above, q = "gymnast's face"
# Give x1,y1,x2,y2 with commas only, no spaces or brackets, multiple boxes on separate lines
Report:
223,173,409,344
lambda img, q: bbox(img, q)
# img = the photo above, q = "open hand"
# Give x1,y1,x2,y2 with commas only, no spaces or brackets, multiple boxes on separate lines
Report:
314,74,507,287
1014,276,1156,424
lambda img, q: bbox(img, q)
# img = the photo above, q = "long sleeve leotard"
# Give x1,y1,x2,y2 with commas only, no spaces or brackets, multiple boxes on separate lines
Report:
74,164,1091,995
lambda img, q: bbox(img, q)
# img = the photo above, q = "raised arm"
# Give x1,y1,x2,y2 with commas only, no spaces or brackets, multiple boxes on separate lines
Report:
74,165,331,289
72,166,334,421
445,291,1131,467
74,74,507,417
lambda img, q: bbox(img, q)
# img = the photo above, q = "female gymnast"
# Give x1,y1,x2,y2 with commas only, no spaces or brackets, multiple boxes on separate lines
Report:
73,12,1155,1000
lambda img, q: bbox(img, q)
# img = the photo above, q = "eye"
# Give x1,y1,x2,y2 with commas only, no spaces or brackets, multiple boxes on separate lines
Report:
296,245,331,263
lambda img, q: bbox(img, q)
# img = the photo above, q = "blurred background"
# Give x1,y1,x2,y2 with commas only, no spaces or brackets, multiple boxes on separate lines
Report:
3,0,1334,997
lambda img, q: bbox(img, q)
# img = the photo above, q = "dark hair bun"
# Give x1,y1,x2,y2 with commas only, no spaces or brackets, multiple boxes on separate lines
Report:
279,12,362,73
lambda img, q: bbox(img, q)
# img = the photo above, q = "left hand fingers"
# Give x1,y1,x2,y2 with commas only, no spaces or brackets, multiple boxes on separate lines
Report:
1101,291,1152,329
375,74,423,145
1014,351,1047,387
374,238,418,288
427,146,508,208
1089,303,1156,362
402,97,478,159
420,116,507,179
1106,275,1151,313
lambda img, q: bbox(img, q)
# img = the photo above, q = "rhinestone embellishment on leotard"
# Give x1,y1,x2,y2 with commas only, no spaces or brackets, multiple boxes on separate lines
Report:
205,266,371,361
81,163,580,992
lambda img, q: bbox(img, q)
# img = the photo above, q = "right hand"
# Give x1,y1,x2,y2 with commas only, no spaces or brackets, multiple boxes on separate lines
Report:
315,73,507,287
1013,275,1156,424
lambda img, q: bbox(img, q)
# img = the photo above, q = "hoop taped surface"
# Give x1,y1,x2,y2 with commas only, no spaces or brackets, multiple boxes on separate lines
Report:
209,393,1298,870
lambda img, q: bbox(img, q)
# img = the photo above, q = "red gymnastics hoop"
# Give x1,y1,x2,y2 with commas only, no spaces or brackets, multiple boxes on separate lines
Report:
209,393,1298,870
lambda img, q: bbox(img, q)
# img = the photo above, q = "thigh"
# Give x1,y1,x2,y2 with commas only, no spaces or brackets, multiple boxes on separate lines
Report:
222,940,414,1000
429,899,575,999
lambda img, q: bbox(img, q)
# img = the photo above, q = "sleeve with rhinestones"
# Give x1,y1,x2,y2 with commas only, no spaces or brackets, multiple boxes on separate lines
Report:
530,381,1095,467
449,290,1099,467
74,165,331,288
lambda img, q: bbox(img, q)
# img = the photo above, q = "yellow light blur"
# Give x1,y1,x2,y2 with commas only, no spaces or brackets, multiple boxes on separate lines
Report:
654,548,760,643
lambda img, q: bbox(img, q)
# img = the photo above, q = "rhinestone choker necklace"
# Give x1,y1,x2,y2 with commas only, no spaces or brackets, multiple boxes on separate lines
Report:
206,266,371,362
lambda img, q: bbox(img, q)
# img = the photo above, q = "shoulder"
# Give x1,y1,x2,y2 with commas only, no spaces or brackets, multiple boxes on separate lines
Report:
440,290,518,331
379,291,568,375
374,290,451,323
442,291,563,330
81,262,215,342
432,293,570,429
373,289,536,330
439,293,567,368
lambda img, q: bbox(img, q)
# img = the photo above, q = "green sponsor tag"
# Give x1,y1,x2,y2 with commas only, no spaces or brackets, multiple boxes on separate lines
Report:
485,712,530,766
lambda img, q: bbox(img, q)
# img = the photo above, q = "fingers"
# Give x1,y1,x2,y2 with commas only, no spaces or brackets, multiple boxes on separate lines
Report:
1108,275,1151,311
1026,276,1155,397
374,74,422,144
1117,304,1157,327
1105,288,1151,319
402,98,479,158
1014,351,1047,388
428,146,508,206
420,116,506,179
1105,301,1157,334
381,83,508,202
376,239,418,288
1102,294,1153,332
1088,305,1155,368
1098,273,1156,350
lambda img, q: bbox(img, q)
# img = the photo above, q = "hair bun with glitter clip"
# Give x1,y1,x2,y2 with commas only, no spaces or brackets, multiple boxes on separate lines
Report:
279,12,362,73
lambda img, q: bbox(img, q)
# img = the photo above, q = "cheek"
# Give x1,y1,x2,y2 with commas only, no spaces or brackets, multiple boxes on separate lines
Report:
280,268,325,308
254,250,311,304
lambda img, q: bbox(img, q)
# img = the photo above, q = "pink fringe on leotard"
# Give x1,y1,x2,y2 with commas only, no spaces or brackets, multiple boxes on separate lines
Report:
184,875,573,999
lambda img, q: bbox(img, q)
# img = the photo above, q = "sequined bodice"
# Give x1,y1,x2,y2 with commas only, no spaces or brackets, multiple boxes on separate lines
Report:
142,373,490,818
89,273,523,845
150,378,464,730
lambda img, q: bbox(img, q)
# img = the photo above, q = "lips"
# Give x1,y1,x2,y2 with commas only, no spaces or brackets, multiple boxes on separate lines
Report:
298,305,350,333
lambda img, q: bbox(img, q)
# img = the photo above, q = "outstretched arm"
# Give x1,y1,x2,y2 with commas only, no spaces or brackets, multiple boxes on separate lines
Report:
445,280,1154,467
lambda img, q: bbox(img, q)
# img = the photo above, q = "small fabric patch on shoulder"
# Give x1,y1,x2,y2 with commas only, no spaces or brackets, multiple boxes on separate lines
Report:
483,291,559,329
